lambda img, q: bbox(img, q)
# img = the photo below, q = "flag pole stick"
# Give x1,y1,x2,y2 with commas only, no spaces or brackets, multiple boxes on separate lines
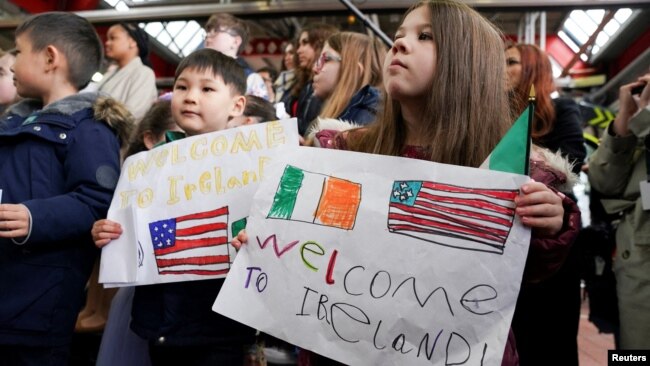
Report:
526,85,536,175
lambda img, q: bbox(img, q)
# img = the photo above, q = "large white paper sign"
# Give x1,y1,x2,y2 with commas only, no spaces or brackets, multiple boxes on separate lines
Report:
99,119,299,287
214,147,531,366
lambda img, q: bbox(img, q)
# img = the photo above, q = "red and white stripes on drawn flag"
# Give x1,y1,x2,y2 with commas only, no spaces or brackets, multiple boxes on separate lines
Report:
148,206,231,276
388,181,518,254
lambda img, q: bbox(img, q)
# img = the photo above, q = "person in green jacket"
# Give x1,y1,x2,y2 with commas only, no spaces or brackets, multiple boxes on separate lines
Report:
588,71,650,349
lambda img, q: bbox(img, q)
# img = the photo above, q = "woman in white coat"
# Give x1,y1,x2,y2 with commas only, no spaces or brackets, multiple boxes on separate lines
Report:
99,22,158,121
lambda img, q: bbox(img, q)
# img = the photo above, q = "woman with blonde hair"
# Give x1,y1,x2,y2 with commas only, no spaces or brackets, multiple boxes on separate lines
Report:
312,32,385,126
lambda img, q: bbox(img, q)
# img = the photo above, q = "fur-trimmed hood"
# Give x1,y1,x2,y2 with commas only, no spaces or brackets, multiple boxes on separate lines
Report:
305,117,360,147
308,117,579,192
530,145,579,192
6,92,135,147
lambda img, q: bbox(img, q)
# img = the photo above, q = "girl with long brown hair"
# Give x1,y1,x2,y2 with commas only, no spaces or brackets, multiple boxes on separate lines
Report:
235,2,581,364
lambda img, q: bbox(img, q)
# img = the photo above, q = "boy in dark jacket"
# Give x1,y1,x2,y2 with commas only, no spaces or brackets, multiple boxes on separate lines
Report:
0,12,129,365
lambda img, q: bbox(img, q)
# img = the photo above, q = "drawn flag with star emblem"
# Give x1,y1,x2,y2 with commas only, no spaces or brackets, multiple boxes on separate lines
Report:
387,181,518,254
148,206,230,276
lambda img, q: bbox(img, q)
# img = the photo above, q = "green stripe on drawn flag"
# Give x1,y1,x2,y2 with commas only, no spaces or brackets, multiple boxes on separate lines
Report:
481,105,531,175
268,165,305,219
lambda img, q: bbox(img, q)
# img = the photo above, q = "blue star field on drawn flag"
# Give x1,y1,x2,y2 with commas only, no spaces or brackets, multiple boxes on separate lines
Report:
150,219,177,250
147,206,231,276
393,182,415,203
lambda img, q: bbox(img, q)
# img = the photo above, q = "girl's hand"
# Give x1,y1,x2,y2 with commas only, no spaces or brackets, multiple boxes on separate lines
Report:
231,230,249,251
0,204,30,239
91,219,123,248
515,181,564,237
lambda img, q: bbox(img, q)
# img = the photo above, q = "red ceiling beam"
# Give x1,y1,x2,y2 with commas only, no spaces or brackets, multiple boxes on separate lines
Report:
9,0,99,13
608,27,650,78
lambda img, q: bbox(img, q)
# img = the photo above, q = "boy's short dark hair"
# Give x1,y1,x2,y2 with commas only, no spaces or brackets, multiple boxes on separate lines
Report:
244,95,276,122
15,12,102,90
205,13,249,55
175,48,246,96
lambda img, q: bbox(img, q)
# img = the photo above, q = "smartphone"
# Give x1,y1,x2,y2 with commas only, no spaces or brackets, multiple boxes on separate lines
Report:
631,82,647,95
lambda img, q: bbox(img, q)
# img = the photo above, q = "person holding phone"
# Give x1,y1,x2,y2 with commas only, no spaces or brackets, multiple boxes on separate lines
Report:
589,72,650,350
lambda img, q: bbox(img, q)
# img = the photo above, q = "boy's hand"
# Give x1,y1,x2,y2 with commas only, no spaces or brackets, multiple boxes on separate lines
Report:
91,219,123,248
0,204,30,239
231,230,249,251
514,181,564,237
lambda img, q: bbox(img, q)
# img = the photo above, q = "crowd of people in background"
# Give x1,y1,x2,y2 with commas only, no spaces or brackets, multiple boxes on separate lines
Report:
0,1,648,365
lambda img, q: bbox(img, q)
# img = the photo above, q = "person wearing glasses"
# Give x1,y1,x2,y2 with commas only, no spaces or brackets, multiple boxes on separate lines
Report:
286,23,338,136
257,66,278,102
203,13,270,101
308,32,385,133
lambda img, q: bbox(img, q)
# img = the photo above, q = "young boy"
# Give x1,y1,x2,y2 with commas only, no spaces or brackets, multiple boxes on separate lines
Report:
0,12,130,365
203,13,270,101
93,48,255,365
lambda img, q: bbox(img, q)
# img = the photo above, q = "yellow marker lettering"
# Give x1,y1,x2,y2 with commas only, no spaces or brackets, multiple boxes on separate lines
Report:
190,137,208,160
184,183,197,200
167,176,183,204
137,188,154,208
210,136,228,156
127,157,153,182
213,167,226,194
241,170,258,185
266,121,285,148
199,171,212,193
119,190,137,209
231,131,262,153
227,176,242,189
171,145,187,164
152,148,169,167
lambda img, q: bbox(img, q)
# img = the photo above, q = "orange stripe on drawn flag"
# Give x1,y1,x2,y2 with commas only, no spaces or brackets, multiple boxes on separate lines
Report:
148,206,231,276
388,181,518,255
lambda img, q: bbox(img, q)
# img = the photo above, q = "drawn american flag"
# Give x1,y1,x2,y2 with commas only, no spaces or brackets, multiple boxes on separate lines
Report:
387,181,518,254
148,206,231,276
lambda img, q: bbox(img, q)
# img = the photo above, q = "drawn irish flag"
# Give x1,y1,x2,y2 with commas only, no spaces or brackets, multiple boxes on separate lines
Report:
267,165,362,230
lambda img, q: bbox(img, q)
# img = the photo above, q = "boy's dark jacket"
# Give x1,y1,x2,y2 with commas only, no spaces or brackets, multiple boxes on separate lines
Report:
0,93,131,346
131,132,256,347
